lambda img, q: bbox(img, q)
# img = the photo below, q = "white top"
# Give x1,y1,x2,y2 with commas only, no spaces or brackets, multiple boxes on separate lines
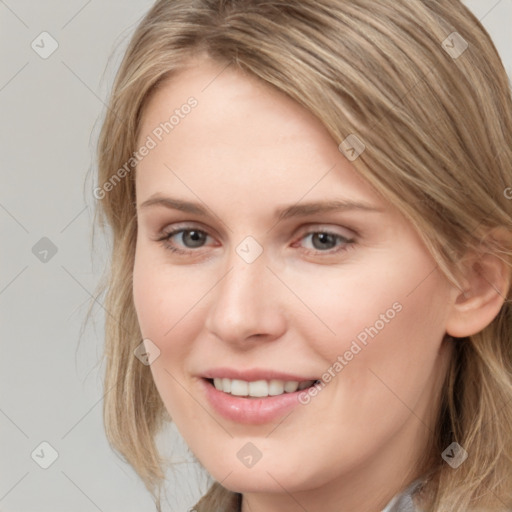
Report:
381,480,424,512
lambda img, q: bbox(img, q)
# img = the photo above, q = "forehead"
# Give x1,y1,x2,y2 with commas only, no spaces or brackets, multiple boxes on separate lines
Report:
135,57,385,210
139,57,331,150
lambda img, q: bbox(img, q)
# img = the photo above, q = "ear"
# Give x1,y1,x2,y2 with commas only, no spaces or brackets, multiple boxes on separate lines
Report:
445,232,511,338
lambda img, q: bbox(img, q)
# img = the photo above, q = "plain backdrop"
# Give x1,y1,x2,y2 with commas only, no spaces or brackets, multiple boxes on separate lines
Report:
1,1,511,511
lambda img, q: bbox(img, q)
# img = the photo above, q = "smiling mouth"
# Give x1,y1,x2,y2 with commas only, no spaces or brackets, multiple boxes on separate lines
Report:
205,377,320,398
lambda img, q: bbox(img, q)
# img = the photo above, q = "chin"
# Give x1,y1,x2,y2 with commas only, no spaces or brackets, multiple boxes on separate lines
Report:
201,453,323,495
216,471,302,495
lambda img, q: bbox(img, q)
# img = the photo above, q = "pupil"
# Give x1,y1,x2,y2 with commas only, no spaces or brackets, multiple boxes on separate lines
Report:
313,233,336,250
184,230,205,247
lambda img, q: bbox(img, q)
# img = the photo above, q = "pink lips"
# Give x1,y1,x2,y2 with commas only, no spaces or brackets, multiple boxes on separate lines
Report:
199,367,318,425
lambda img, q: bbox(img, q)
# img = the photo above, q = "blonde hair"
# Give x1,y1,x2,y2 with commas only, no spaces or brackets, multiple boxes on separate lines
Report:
94,1,512,510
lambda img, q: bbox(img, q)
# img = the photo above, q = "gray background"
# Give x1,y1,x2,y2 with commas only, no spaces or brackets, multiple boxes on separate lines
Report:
0,1,510,511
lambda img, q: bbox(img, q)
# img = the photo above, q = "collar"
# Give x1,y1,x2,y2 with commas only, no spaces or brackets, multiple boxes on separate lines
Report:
381,479,425,512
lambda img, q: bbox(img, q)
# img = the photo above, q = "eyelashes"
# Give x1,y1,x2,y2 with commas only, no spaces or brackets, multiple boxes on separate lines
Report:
156,225,356,257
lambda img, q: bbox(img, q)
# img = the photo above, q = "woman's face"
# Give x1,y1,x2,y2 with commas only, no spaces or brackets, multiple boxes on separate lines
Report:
133,57,455,503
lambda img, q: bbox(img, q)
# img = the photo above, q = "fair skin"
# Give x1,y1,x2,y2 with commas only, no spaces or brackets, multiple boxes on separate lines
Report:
132,56,508,512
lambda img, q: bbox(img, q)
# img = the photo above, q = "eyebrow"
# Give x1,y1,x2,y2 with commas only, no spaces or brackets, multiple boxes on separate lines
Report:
139,195,383,221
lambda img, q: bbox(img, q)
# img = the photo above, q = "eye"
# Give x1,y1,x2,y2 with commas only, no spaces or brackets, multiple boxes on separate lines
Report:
157,227,212,253
295,230,355,254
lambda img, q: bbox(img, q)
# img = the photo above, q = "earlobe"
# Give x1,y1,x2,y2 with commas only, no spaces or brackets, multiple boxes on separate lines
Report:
445,250,511,338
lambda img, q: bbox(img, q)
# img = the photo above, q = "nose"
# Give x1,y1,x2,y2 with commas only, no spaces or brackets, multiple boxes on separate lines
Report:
204,248,287,347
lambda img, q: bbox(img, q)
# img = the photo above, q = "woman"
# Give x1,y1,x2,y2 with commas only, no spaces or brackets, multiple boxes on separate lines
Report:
94,1,512,510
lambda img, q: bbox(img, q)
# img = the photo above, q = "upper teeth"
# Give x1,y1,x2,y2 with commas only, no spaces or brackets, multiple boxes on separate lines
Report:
212,378,316,397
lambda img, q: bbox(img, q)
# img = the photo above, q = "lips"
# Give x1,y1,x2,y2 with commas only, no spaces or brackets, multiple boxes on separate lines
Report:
199,368,320,424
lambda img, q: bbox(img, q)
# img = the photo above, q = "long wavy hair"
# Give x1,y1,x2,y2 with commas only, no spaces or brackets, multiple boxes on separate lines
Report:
93,1,512,510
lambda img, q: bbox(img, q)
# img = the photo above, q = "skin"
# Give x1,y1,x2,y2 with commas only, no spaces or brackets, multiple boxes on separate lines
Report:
131,56,504,512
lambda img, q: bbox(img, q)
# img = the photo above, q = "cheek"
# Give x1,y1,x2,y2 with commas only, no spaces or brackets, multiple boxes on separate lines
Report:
315,255,451,429
297,246,450,402
132,244,218,387
292,252,448,364
132,242,206,340
132,249,204,421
